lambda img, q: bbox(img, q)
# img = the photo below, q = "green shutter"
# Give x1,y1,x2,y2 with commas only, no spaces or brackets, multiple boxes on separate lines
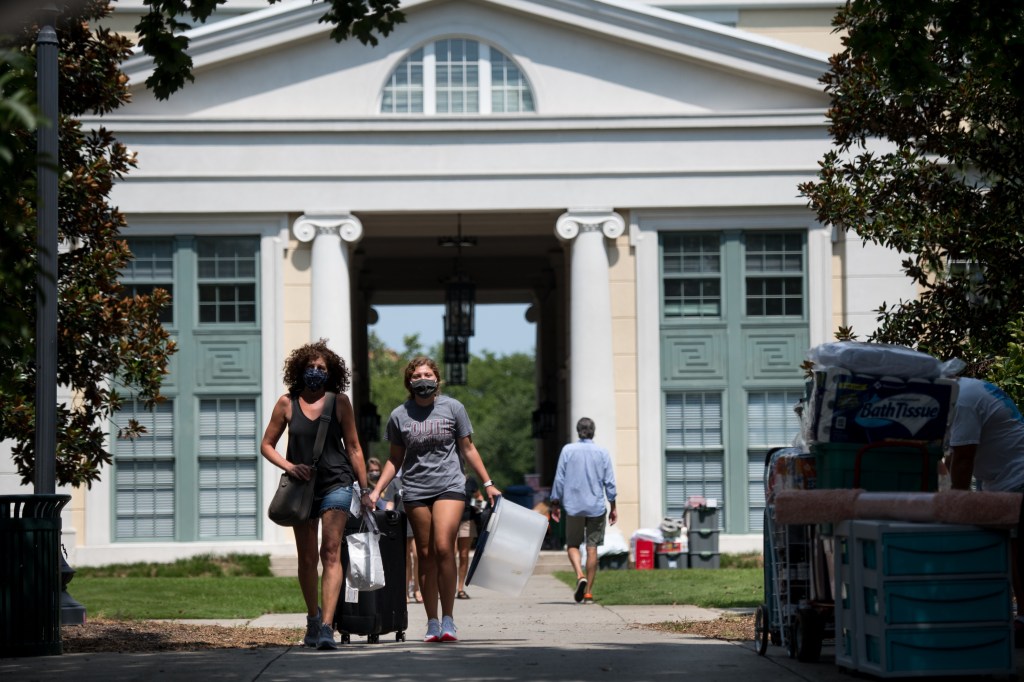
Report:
116,235,261,543
661,229,808,533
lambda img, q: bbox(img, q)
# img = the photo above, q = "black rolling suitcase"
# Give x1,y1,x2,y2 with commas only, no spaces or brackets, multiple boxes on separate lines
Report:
335,508,408,643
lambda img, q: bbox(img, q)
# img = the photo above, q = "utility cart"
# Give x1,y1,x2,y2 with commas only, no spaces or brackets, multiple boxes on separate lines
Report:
757,440,945,663
756,447,833,662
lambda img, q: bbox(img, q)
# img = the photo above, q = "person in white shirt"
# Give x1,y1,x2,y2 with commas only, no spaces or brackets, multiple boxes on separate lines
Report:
949,376,1024,629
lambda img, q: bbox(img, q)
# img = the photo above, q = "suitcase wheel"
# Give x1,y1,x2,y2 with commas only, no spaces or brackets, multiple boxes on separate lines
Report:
396,631,405,642
341,633,351,644
368,633,380,644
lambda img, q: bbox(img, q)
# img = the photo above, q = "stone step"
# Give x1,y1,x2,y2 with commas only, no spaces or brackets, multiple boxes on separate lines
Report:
269,550,569,578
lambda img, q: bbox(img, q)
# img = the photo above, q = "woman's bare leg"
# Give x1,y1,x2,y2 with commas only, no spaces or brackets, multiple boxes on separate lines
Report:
294,519,321,617
319,508,347,624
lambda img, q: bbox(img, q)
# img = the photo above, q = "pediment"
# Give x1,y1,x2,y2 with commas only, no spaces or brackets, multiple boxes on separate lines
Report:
117,0,830,117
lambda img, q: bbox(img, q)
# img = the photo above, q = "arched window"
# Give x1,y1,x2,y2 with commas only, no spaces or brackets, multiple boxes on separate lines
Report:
381,38,535,114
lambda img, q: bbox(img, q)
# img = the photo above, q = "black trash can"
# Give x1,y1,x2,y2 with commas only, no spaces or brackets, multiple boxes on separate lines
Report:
1,494,70,657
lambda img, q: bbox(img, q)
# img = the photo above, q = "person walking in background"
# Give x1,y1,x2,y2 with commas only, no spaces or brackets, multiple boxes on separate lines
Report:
369,356,500,643
260,340,371,650
367,457,390,510
550,417,617,605
456,475,485,599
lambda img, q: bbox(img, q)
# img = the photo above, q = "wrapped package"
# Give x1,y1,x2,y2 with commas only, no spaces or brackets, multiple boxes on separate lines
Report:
814,369,958,445
806,341,944,379
767,448,817,502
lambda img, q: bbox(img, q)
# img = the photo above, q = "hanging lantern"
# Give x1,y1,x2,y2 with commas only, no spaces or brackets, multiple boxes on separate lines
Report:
445,361,468,386
444,276,475,338
444,333,470,364
531,400,557,438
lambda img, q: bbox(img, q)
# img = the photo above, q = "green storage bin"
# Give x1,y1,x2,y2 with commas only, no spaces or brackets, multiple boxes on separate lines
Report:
686,528,719,554
868,626,1013,674
876,579,1011,625
688,551,720,569
684,506,719,531
875,529,1009,577
812,441,942,492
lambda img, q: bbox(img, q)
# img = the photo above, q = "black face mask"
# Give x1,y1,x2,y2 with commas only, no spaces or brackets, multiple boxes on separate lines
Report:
410,378,438,398
368,471,381,483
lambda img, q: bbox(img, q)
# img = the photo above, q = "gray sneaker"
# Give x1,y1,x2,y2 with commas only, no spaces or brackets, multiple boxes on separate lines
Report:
304,609,321,647
423,618,441,642
317,623,337,650
440,615,458,642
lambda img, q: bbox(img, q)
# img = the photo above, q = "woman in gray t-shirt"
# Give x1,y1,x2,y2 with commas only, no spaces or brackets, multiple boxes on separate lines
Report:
369,356,500,643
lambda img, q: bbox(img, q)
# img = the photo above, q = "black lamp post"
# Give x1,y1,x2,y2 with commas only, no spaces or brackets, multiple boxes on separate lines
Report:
35,2,58,496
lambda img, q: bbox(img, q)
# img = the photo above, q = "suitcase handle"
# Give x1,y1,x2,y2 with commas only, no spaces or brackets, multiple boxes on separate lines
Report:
853,439,931,491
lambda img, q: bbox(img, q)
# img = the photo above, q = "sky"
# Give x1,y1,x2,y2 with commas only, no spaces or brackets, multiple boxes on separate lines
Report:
369,303,536,357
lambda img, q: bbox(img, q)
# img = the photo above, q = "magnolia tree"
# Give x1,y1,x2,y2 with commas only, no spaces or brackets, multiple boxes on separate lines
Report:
799,0,1024,402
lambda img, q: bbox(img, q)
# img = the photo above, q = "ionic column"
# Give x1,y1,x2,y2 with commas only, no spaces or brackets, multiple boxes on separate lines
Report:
292,213,363,383
555,209,625,455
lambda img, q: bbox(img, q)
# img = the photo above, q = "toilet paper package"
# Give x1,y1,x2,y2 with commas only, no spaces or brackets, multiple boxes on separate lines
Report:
814,369,958,445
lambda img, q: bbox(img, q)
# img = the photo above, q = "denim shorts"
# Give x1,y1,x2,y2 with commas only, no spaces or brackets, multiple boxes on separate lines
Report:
314,484,353,518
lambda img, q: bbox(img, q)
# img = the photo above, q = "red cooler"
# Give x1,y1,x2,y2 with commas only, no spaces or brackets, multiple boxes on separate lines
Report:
633,538,655,570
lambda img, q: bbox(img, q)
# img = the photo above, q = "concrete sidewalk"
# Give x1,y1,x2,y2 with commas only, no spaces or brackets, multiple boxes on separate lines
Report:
1,573,1015,681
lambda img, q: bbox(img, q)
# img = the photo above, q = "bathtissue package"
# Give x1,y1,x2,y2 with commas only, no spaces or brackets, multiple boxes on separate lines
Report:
815,369,958,445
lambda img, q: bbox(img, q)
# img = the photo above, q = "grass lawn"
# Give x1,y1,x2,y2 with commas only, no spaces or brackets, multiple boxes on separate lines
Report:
67,553,765,619
69,577,308,620
552,568,762,607
70,554,307,619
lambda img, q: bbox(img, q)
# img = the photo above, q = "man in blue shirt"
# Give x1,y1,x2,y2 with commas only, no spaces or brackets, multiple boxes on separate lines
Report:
550,417,617,604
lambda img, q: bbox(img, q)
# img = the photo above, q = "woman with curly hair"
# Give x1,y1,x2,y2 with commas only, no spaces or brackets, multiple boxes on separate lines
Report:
369,356,500,643
260,339,370,650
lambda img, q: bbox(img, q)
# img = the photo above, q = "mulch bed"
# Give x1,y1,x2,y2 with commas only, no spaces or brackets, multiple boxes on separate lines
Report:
61,618,304,653
61,614,753,653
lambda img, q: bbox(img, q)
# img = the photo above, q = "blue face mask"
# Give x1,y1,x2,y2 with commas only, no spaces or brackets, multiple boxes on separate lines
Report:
304,367,328,390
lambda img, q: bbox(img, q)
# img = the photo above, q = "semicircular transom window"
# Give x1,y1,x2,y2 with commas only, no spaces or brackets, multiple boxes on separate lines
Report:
381,38,535,114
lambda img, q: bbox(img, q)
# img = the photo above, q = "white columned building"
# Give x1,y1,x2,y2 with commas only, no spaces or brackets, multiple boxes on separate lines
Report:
293,212,363,386
556,210,625,454
33,0,924,564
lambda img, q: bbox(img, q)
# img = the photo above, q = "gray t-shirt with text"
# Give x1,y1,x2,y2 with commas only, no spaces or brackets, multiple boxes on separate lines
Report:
385,395,472,502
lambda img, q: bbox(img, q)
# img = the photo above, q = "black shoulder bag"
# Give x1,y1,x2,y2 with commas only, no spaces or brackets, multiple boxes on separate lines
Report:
268,392,336,526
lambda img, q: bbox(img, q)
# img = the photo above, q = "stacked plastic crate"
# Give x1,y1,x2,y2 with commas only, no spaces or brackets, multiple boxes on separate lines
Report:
685,505,720,568
834,519,1013,678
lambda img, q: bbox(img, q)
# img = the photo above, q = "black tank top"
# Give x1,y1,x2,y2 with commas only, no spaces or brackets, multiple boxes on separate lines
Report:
286,396,353,497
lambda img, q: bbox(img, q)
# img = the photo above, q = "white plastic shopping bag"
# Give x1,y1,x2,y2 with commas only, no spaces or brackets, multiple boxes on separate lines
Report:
345,511,385,592
344,582,360,603
349,482,362,518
